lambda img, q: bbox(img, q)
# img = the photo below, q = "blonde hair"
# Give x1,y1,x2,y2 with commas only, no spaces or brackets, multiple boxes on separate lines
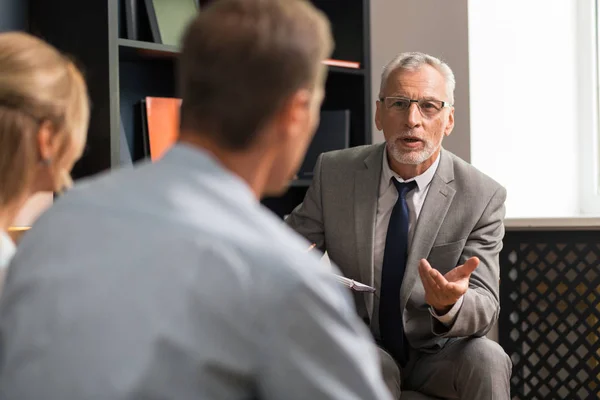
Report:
0,32,89,205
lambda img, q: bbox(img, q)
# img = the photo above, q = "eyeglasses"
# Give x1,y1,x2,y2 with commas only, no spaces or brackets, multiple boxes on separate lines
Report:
379,96,452,118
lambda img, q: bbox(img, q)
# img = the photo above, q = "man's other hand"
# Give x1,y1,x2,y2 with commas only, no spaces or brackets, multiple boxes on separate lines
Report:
418,257,479,315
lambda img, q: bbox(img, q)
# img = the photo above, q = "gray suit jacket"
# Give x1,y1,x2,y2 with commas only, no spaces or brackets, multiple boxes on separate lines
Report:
286,143,507,351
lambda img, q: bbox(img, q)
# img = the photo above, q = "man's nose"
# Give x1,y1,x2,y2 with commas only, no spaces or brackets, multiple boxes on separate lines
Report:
405,102,422,128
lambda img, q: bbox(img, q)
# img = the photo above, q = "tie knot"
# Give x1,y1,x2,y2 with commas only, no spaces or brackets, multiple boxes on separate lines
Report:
392,179,417,198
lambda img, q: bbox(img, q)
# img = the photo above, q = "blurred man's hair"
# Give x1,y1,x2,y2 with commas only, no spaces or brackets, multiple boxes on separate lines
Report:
178,0,333,150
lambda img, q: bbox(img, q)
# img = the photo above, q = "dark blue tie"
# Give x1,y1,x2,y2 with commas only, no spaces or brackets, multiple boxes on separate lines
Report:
379,179,417,367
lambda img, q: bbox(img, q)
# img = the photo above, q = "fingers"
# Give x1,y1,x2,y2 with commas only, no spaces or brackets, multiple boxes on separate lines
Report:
420,259,448,290
419,258,432,271
428,267,448,288
447,257,479,281
463,256,480,272
419,259,440,295
419,259,440,289
420,258,467,308
430,269,466,298
418,259,430,287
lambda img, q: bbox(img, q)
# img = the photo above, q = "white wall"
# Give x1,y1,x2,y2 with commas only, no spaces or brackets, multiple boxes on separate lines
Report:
577,0,600,216
370,0,471,162
468,0,580,218
371,0,597,218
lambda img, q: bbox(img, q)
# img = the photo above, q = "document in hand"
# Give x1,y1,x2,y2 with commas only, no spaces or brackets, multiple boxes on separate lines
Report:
305,243,376,293
333,275,376,293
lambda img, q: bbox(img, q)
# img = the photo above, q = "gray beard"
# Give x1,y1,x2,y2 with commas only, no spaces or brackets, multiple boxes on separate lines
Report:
386,134,442,165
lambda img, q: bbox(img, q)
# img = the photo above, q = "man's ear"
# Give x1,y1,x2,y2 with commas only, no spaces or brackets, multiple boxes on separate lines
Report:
375,100,383,131
278,89,312,141
444,107,455,137
37,121,57,162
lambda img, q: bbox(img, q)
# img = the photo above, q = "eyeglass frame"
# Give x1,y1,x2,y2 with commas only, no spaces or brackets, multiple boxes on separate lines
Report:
378,96,453,118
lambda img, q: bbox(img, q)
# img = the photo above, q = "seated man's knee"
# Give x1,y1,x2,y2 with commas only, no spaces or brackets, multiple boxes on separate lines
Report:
460,338,512,377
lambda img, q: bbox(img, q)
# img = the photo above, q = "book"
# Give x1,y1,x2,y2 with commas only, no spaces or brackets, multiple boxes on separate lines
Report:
142,97,182,161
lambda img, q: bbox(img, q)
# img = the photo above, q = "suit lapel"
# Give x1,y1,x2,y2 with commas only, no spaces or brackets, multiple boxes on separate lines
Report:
354,143,385,318
400,150,456,312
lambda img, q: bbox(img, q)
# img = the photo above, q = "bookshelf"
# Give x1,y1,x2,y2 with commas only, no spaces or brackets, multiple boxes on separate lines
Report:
29,0,372,218
0,0,28,32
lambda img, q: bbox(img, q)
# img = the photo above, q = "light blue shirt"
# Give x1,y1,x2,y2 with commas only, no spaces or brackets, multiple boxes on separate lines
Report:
0,144,392,400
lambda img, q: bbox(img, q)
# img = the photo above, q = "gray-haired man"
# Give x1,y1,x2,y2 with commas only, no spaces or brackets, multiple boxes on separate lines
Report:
287,52,512,399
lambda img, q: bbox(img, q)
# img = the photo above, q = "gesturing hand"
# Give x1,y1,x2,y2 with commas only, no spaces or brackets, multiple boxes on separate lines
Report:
418,257,479,315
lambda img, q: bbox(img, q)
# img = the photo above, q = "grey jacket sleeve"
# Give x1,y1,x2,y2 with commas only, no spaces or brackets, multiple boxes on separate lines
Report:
285,154,326,252
259,268,393,400
432,186,507,338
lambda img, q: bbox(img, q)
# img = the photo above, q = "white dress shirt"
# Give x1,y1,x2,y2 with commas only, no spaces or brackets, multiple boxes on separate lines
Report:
371,149,463,338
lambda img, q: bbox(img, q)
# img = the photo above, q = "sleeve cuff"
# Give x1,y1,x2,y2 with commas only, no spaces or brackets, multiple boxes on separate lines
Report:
430,295,464,326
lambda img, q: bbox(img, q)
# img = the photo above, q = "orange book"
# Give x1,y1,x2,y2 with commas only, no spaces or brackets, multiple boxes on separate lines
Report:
145,97,182,161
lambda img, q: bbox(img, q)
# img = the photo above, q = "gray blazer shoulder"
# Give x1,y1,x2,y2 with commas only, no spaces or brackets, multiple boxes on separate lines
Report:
320,144,383,167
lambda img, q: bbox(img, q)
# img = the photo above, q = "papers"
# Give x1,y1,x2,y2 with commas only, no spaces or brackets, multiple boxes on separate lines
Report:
306,243,375,293
333,275,376,293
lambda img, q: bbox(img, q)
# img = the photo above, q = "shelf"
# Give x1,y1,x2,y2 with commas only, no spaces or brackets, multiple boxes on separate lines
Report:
118,39,364,75
326,65,365,75
118,38,178,61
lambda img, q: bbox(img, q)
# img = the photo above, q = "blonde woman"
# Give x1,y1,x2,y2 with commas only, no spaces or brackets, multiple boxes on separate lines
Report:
0,32,89,282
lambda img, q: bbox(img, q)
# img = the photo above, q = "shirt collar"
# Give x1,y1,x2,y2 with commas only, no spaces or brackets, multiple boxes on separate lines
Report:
159,142,259,207
380,148,441,196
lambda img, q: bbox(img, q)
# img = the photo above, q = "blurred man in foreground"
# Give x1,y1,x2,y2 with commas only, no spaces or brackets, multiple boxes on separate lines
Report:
0,1,392,399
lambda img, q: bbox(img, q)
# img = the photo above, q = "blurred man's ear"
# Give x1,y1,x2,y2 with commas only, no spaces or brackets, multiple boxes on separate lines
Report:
277,89,313,141
375,100,383,131
444,107,455,136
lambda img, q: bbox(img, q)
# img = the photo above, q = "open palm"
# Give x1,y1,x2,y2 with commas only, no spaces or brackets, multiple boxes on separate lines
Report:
418,257,479,314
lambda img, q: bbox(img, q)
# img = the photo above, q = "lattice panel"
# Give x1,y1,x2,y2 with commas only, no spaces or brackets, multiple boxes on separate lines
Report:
500,231,600,400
